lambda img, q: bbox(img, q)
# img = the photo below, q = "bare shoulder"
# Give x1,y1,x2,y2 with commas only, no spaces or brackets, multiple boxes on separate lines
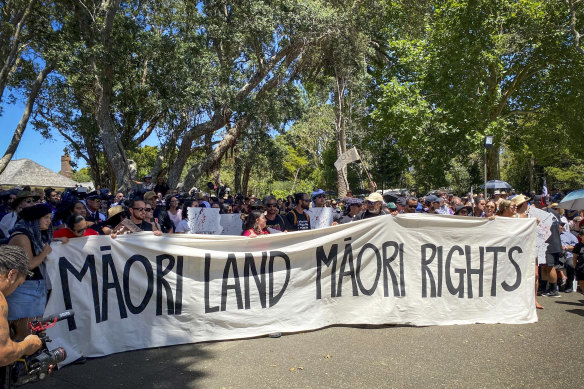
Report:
9,233,30,246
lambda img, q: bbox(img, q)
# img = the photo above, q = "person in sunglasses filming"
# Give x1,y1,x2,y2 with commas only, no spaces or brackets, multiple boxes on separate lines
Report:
361,192,388,219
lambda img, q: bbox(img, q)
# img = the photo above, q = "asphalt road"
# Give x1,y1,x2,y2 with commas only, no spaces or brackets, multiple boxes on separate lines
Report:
30,292,584,389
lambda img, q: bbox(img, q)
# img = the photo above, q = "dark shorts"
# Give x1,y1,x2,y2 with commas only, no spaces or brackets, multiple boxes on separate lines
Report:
545,252,561,269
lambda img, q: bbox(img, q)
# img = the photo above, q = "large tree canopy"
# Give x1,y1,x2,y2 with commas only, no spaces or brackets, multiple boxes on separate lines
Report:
1,0,583,194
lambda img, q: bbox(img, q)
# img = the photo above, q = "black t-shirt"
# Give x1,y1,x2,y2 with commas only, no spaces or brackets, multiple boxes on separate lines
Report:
137,221,153,231
545,208,563,254
154,183,170,196
339,212,362,224
285,209,310,231
265,214,287,232
573,242,584,261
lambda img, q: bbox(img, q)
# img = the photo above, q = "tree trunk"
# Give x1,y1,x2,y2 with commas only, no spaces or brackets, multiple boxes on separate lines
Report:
486,146,499,181
529,156,535,193
233,154,242,195
0,64,52,175
183,117,250,190
242,164,252,197
334,72,349,198
0,0,34,102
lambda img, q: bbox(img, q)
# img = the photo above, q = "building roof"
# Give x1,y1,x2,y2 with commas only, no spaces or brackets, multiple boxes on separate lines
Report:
0,159,79,188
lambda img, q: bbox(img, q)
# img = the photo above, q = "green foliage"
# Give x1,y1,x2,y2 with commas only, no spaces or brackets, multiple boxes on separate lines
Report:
72,167,91,183
4,0,584,195
127,146,160,179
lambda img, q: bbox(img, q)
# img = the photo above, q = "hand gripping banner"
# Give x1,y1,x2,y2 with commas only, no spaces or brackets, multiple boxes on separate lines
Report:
43,214,537,364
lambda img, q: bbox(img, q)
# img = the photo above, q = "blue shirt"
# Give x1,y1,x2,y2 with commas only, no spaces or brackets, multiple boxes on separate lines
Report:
561,230,579,260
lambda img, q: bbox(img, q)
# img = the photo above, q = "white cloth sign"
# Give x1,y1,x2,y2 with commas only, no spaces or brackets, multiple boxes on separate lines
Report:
528,207,555,265
188,207,222,234
306,207,333,229
219,214,243,236
43,214,537,365
334,147,361,170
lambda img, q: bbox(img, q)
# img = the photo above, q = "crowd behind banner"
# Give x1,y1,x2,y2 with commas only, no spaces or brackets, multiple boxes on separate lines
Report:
0,178,583,360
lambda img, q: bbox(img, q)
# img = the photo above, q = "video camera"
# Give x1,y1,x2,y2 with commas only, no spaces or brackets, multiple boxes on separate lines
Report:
8,311,74,387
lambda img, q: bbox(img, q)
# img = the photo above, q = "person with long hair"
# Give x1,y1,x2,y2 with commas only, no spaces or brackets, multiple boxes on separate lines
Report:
5,203,53,341
242,210,270,237
165,195,182,229
53,214,98,239
175,200,199,234
512,194,530,218
54,199,88,229
497,200,515,217
143,204,162,232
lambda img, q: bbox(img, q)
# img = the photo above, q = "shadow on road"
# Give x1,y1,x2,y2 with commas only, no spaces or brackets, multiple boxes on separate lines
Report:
553,301,584,307
565,309,584,317
32,343,212,389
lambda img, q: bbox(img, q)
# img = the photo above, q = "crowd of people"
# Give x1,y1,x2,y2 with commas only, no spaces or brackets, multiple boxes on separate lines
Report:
0,180,582,368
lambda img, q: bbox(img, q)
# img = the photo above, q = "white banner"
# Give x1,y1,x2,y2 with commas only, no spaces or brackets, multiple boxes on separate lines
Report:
306,207,333,229
219,214,243,236
528,207,555,265
334,147,361,170
188,207,222,234
43,214,537,365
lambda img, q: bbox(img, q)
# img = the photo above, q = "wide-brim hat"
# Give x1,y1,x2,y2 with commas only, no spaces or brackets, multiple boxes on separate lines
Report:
511,194,530,206
454,205,472,215
143,191,157,201
19,203,52,221
15,190,40,200
365,192,383,203
104,205,125,226
14,190,40,206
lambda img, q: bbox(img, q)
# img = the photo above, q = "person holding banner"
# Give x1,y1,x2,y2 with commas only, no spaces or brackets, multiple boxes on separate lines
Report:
242,210,270,237
53,215,98,239
5,203,53,341
339,198,363,224
361,192,388,219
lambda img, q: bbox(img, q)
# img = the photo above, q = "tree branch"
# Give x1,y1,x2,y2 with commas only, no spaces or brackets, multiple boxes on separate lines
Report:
0,0,34,101
0,63,53,175
133,114,162,144
566,0,584,55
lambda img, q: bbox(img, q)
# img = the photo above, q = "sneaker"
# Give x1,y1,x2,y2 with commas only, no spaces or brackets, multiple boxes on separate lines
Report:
563,288,573,293
544,290,561,297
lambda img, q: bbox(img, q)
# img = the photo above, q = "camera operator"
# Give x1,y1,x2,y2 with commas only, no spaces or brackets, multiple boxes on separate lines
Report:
0,245,42,366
